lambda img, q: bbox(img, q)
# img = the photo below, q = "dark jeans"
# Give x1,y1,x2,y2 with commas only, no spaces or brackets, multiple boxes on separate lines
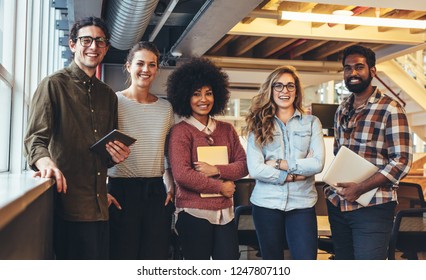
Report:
175,211,239,260
108,177,174,260
54,219,109,260
252,204,318,260
326,200,396,260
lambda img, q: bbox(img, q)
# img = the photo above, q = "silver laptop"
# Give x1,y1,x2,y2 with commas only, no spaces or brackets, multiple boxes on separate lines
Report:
322,145,379,206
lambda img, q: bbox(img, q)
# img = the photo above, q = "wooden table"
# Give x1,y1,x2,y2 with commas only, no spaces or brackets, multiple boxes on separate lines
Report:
400,216,426,232
237,213,332,236
396,216,426,260
317,216,331,236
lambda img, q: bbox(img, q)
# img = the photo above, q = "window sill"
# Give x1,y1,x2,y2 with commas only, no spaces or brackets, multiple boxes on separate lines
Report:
0,172,54,230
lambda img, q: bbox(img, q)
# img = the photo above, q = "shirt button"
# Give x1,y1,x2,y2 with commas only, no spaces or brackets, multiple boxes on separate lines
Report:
97,172,101,176
96,194,100,197
94,129,97,133
91,109,94,113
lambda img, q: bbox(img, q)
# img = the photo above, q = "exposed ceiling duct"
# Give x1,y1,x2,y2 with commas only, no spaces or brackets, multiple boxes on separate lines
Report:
104,0,160,50
169,0,264,57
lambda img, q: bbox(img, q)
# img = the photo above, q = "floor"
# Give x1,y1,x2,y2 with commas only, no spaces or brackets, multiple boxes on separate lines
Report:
239,246,333,260
239,246,425,260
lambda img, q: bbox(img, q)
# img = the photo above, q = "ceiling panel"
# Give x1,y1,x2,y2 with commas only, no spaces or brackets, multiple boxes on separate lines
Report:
67,0,426,73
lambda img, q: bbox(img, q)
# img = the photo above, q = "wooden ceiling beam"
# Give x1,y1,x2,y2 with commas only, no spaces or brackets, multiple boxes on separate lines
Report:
255,37,298,57
310,41,357,60
230,36,268,56
291,40,329,58
207,35,236,54
241,0,271,24
378,10,426,32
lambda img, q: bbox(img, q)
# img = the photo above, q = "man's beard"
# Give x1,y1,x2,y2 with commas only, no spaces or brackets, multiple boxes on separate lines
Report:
345,73,373,93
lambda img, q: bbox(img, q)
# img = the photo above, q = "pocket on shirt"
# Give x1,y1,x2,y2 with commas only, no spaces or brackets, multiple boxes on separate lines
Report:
263,132,281,153
353,121,381,144
293,130,311,152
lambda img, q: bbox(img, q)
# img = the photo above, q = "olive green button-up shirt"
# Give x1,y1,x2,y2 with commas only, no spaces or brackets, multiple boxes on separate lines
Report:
24,62,118,222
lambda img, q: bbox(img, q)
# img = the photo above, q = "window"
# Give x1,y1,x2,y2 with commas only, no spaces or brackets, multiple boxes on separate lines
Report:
0,0,12,171
0,79,11,171
0,0,64,173
0,0,3,64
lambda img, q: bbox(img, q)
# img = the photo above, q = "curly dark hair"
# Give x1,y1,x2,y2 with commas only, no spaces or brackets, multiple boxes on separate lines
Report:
166,57,230,118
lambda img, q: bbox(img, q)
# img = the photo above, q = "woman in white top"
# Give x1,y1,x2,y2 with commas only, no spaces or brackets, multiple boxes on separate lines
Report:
107,42,175,260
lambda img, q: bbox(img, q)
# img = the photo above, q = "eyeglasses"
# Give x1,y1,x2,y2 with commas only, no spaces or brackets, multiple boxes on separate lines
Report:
272,82,296,93
75,36,109,48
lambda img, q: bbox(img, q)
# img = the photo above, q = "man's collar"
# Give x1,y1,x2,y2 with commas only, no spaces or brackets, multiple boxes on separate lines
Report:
342,86,380,114
68,61,96,84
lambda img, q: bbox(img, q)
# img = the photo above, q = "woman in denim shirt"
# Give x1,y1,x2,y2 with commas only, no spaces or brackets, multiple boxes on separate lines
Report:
244,66,325,260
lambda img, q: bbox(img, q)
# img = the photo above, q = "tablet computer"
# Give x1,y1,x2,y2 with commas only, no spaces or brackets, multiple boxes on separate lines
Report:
90,129,136,158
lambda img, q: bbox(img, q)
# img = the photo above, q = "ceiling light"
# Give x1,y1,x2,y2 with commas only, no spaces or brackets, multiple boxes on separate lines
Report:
332,10,353,16
281,11,426,29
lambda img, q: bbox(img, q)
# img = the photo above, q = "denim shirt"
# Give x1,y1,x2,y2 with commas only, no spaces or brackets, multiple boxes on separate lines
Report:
247,110,325,211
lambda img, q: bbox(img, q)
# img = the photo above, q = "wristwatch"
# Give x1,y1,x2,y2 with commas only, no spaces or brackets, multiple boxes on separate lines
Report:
275,159,282,170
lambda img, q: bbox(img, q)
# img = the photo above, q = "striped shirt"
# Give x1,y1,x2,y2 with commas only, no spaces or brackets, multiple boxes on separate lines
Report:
108,92,174,178
325,87,412,211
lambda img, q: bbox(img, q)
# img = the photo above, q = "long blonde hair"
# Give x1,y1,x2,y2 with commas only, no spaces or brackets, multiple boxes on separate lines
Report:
244,66,304,147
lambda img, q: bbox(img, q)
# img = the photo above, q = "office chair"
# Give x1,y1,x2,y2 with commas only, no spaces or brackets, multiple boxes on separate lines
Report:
234,178,292,259
315,182,335,259
395,182,426,213
233,178,260,258
233,178,256,207
388,208,426,260
386,182,426,260
234,204,261,258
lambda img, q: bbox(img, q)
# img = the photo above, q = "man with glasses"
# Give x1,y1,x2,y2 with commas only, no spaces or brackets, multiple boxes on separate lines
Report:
324,45,412,259
24,17,130,260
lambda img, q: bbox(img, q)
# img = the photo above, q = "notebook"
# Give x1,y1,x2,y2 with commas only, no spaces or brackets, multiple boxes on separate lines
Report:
196,146,229,198
197,146,229,166
322,145,379,207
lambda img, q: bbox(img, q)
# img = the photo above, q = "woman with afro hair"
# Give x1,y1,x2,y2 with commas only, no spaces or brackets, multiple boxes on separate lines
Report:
167,57,248,260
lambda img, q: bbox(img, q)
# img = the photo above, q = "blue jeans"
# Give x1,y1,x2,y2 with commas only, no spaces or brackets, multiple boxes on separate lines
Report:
326,200,396,260
252,204,318,260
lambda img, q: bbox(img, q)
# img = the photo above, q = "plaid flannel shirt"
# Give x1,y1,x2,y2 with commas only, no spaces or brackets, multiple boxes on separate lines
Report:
325,87,412,211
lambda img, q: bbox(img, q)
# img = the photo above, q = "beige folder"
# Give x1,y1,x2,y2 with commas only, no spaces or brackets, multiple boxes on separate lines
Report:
197,146,229,166
196,146,228,198
322,145,379,207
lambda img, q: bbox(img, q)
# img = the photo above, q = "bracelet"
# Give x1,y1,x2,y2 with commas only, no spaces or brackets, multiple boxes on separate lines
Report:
275,159,282,170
